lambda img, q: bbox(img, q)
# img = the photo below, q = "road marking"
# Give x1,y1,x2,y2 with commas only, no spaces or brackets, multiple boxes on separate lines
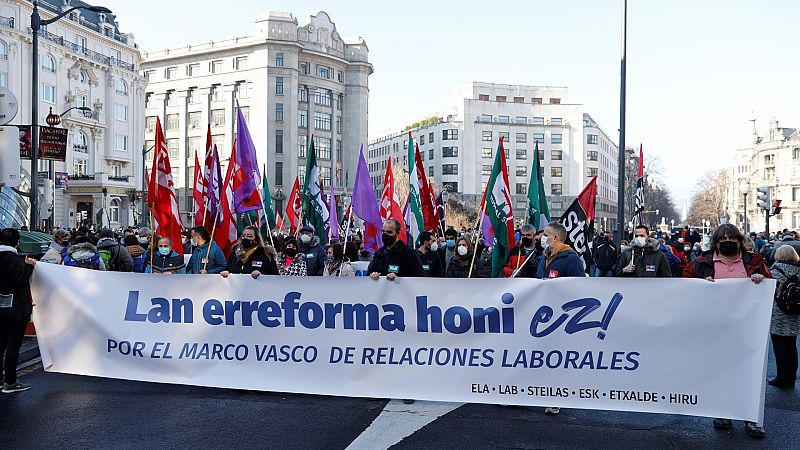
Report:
346,400,463,450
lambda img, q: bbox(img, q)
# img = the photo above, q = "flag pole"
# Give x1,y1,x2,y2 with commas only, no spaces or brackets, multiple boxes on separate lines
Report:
294,208,304,238
342,204,354,248
203,209,220,272
511,249,537,278
148,211,155,274
468,199,488,279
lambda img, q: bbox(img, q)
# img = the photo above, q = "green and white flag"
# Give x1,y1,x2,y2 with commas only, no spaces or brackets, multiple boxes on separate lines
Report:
527,140,551,231
301,136,330,242
486,138,516,278
406,131,424,245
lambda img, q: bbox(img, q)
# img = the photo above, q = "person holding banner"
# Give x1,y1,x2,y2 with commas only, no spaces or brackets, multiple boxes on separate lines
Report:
145,237,186,274
221,226,278,279
683,223,770,438
186,226,226,275
368,219,425,281
416,232,443,278
276,236,307,277
501,224,539,278
616,225,672,278
298,225,326,277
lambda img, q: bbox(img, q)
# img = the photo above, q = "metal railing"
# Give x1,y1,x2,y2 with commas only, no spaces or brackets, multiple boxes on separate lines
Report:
108,175,130,182
34,29,136,72
0,16,14,29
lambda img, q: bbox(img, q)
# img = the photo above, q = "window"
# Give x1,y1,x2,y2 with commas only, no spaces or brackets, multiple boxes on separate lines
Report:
482,165,492,176
235,57,248,70
496,96,506,102
551,134,563,144
275,52,284,67
533,133,545,143
429,166,434,177
314,112,332,131
499,132,509,142
515,133,527,144
442,129,458,140
109,199,120,223
146,116,156,132
314,89,332,106
551,149,562,160
532,117,545,125
77,94,88,108
145,141,155,160
551,184,563,195
429,148,434,159
115,134,128,151
115,104,128,122
298,86,308,102
166,114,179,130
551,118,563,125
587,134,598,145
439,146,456,157
336,116,342,134
317,66,331,79
116,79,128,96
478,94,489,101
337,140,342,161
516,183,527,195
73,158,88,176
764,154,775,165
165,67,177,79
145,92,153,108
0,72,6,88
317,137,332,159
300,62,309,75
212,135,225,159
538,149,545,161
443,164,459,175
516,148,527,160
480,114,492,122
298,166,306,186
549,98,561,104
482,131,493,142
587,151,598,161
235,82,248,99
551,167,562,177
187,112,201,129
275,130,283,154
79,71,87,84
211,109,225,127
299,110,308,128
336,93,343,110
482,148,492,158
42,83,56,103
166,91,177,106
276,77,284,95
764,167,775,181
514,116,527,125
275,162,284,185
42,54,56,73
299,135,308,157
73,131,88,152
420,135,425,145
188,88,199,104
211,85,222,101
793,148,800,160
516,166,527,177
75,35,87,51
587,167,598,177
276,103,284,122
166,139,179,158
793,187,800,202
188,64,199,76
532,97,543,104
0,41,7,60
498,115,510,124
189,137,201,155
144,70,155,82
428,132,434,142
210,60,223,73
337,71,344,83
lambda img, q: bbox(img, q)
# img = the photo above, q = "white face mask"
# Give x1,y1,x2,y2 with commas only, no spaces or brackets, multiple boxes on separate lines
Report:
430,242,439,252
299,234,312,244
634,236,646,247
457,245,468,256
540,236,549,248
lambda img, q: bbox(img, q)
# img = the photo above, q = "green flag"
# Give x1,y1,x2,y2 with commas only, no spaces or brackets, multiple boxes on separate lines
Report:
486,138,515,278
527,141,551,231
301,136,330,241
406,132,424,244
262,165,276,230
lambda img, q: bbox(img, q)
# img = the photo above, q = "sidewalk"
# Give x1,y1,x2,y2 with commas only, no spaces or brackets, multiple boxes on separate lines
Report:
19,336,40,366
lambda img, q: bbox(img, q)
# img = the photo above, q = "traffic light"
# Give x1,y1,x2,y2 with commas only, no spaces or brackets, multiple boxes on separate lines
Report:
756,187,771,211
771,199,783,215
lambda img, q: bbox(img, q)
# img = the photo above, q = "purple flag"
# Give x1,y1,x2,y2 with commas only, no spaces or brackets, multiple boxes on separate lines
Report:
352,146,383,253
233,102,262,213
328,183,339,242
206,144,223,222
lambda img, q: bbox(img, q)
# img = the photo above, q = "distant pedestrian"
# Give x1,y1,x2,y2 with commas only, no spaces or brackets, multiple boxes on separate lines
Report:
768,245,800,389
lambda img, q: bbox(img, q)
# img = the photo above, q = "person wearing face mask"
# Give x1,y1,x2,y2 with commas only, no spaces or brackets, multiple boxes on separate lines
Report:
277,236,307,276
137,227,152,252
181,230,192,255
615,225,672,278
438,227,459,271
323,242,355,277
145,237,186,274
368,219,425,281
682,223,770,438
297,224,327,276
416,231,443,277
41,229,72,264
221,226,278,279
445,237,485,278
355,240,373,262
502,224,539,278
186,226,227,274
690,242,703,261
592,232,618,277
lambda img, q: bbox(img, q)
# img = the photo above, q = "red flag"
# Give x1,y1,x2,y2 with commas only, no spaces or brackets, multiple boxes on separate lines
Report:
285,177,302,235
414,145,437,232
149,117,184,255
192,151,204,227
213,142,238,258
276,212,285,233
559,176,597,270
379,158,407,243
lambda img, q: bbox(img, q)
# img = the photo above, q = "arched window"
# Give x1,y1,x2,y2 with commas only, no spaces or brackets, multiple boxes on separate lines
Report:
116,79,128,96
73,131,88,152
79,71,87,84
109,199,120,223
41,54,56,73
0,41,7,60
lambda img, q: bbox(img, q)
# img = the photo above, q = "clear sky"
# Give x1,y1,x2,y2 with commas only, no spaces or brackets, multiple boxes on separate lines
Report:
108,0,800,205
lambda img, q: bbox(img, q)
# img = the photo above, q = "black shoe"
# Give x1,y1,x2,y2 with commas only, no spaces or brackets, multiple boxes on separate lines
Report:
2,382,31,394
712,418,732,429
768,378,795,389
402,399,415,404
744,421,766,438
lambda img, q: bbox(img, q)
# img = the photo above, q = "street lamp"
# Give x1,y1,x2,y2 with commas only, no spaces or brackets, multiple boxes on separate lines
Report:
739,179,750,234
441,188,449,232
29,1,112,229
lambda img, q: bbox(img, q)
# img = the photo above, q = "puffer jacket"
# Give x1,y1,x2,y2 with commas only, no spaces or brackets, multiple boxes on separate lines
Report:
769,261,800,336
63,243,106,270
615,238,672,278
683,250,771,280
40,241,67,264
536,245,585,279
446,253,486,278
127,244,147,273
146,250,186,274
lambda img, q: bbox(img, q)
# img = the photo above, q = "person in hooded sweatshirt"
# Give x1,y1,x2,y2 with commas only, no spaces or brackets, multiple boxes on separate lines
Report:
298,224,327,276
123,235,147,273
615,225,672,278
62,235,105,270
40,229,71,264
146,237,185,274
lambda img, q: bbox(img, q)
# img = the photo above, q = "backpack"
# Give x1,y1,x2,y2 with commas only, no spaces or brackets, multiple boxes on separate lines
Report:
62,249,101,270
98,244,121,271
132,254,146,273
774,267,800,315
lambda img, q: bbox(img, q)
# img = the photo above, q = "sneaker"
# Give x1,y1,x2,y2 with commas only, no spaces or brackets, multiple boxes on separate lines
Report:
744,421,766,438
402,399,415,404
767,378,795,389
544,407,560,415
2,382,31,394
712,418,732,429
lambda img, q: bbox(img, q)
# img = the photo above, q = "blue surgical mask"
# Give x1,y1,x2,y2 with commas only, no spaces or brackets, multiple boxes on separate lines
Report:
446,239,455,248
158,247,171,256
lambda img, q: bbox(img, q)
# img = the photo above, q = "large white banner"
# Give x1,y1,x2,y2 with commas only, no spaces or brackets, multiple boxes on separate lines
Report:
31,264,773,422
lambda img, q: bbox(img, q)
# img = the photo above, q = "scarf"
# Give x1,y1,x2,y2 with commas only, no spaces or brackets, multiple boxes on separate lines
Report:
235,245,258,263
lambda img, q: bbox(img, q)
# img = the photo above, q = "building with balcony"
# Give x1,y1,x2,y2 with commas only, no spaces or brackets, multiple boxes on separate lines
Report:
140,11,372,225
0,0,144,228
367,82,618,230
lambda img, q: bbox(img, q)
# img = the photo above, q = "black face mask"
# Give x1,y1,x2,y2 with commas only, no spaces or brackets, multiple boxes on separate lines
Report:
284,247,298,257
382,233,396,246
241,238,255,249
535,241,543,252
718,241,739,256
521,237,533,248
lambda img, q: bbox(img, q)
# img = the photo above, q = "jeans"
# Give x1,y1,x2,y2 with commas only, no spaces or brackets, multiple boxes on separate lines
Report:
771,334,798,384
0,318,28,385
592,267,614,277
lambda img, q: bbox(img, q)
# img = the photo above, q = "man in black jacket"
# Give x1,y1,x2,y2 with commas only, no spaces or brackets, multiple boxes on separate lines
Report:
0,228,37,393
416,231,443,277
593,232,618,277
369,219,425,280
615,225,672,278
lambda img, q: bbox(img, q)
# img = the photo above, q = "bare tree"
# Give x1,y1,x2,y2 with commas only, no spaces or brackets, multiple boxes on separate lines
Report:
624,152,679,226
688,170,729,226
